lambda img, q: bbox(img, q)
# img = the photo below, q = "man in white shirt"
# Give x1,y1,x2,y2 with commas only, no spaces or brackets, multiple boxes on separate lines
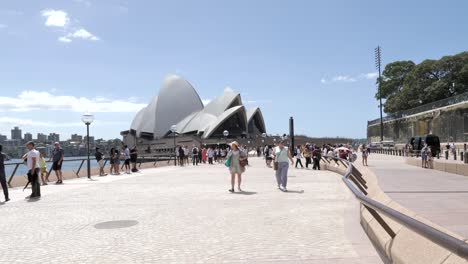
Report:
26,141,41,199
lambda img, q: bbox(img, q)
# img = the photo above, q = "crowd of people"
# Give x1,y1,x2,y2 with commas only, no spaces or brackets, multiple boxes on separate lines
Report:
0,141,139,202
174,145,252,166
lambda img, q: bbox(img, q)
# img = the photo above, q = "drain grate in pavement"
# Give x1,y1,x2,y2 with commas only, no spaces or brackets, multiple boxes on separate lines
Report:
94,220,139,229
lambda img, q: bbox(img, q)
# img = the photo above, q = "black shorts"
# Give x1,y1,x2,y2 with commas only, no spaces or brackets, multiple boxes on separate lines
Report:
124,159,130,165
52,161,62,171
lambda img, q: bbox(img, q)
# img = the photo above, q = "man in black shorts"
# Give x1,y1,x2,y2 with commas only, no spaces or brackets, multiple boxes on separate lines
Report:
49,142,64,184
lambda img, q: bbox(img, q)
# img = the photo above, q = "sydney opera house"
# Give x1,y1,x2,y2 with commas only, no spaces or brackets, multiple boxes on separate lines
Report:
121,75,266,147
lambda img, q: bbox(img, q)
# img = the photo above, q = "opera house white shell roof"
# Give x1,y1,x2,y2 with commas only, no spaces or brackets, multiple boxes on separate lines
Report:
127,75,266,140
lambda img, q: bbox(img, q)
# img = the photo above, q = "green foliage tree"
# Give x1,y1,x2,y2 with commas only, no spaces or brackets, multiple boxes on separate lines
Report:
376,52,468,113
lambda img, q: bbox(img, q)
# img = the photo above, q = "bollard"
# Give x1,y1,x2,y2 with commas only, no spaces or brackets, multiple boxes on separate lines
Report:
465,152,468,164
445,150,449,160
462,152,464,161
454,152,457,161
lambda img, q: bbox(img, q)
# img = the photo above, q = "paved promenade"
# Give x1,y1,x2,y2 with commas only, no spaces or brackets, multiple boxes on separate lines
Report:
366,154,468,239
0,158,380,264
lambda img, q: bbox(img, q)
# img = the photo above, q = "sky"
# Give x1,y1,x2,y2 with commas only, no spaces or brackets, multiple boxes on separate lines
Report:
1,0,467,140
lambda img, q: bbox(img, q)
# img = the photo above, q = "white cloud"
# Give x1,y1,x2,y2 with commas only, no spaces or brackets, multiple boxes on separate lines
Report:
321,72,378,84
41,9,99,43
332,75,357,82
363,72,378,79
68,28,99,41
58,36,72,43
224,86,235,93
59,29,99,43
41,9,69,27
0,91,146,113
201,99,211,106
0,24,7,29
0,117,83,128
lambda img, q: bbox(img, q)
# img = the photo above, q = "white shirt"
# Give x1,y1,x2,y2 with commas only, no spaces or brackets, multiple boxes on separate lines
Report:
296,148,302,158
274,146,289,163
26,149,40,170
207,149,214,158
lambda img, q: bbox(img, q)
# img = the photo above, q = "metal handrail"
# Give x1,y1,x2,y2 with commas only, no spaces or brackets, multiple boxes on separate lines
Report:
330,155,468,258
5,155,176,186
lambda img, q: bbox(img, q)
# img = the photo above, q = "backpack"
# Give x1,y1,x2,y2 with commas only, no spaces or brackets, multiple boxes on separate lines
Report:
192,148,198,155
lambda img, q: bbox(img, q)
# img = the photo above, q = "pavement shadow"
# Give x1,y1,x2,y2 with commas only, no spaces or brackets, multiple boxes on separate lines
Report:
284,190,304,194
26,198,41,203
233,191,257,195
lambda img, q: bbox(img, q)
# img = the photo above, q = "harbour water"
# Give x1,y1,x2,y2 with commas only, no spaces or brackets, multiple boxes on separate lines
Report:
4,157,101,178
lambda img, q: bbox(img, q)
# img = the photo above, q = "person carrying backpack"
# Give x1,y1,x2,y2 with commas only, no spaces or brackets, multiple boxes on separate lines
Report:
192,146,199,166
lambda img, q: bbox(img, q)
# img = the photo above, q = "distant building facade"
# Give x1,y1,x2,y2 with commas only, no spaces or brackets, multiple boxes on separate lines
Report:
24,132,33,142
48,133,60,143
11,126,22,141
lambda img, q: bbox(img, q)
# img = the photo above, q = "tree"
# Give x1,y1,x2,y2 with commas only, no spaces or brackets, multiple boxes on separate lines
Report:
375,60,415,113
376,51,468,113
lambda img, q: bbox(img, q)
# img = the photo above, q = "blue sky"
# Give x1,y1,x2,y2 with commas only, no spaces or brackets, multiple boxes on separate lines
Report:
1,0,467,140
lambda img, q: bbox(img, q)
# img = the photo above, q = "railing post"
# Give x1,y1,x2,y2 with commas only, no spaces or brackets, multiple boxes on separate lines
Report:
75,160,85,177
7,163,20,186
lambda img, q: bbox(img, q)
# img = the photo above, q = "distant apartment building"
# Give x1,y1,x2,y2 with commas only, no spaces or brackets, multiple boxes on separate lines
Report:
84,136,95,144
11,126,22,141
71,134,83,142
24,132,33,142
37,133,47,143
48,133,60,143
0,134,7,142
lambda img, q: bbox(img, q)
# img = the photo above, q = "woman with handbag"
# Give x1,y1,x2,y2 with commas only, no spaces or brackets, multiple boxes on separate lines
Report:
226,141,247,193
273,140,294,192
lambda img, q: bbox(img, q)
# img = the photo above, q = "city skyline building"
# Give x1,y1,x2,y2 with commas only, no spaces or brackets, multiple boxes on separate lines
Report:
11,127,22,141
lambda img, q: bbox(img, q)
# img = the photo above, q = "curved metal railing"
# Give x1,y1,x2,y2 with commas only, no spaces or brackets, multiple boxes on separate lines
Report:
324,156,468,259
5,154,175,186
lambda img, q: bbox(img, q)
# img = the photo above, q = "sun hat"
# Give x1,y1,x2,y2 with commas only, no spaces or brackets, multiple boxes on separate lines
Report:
230,141,240,147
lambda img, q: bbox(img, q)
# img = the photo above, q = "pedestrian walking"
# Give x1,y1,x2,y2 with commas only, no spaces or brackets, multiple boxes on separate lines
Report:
295,145,304,169
49,142,64,184
361,144,368,166
25,141,41,199
178,146,185,166
421,144,429,168
109,148,115,174
113,149,121,174
226,141,248,193
39,152,49,185
123,145,131,174
304,143,312,169
265,145,273,167
312,146,321,170
95,147,107,176
273,140,294,192
184,146,189,165
130,146,139,172
202,147,207,164
0,144,10,202
207,147,214,164
192,145,199,166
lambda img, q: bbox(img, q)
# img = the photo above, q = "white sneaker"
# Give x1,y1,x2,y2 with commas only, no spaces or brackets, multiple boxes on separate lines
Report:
282,186,287,192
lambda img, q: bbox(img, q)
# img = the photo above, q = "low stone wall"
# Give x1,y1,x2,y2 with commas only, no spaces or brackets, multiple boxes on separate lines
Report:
7,161,172,188
405,157,468,177
322,160,468,263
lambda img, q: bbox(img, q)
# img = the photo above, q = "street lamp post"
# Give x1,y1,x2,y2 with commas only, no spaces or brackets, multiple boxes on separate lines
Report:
82,112,94,179
375,46,384,142
171,125,177,166
223,130,229,146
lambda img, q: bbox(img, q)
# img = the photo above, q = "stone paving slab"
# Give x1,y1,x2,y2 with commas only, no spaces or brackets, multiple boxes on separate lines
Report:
0,158,380,263
365,154,468,239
